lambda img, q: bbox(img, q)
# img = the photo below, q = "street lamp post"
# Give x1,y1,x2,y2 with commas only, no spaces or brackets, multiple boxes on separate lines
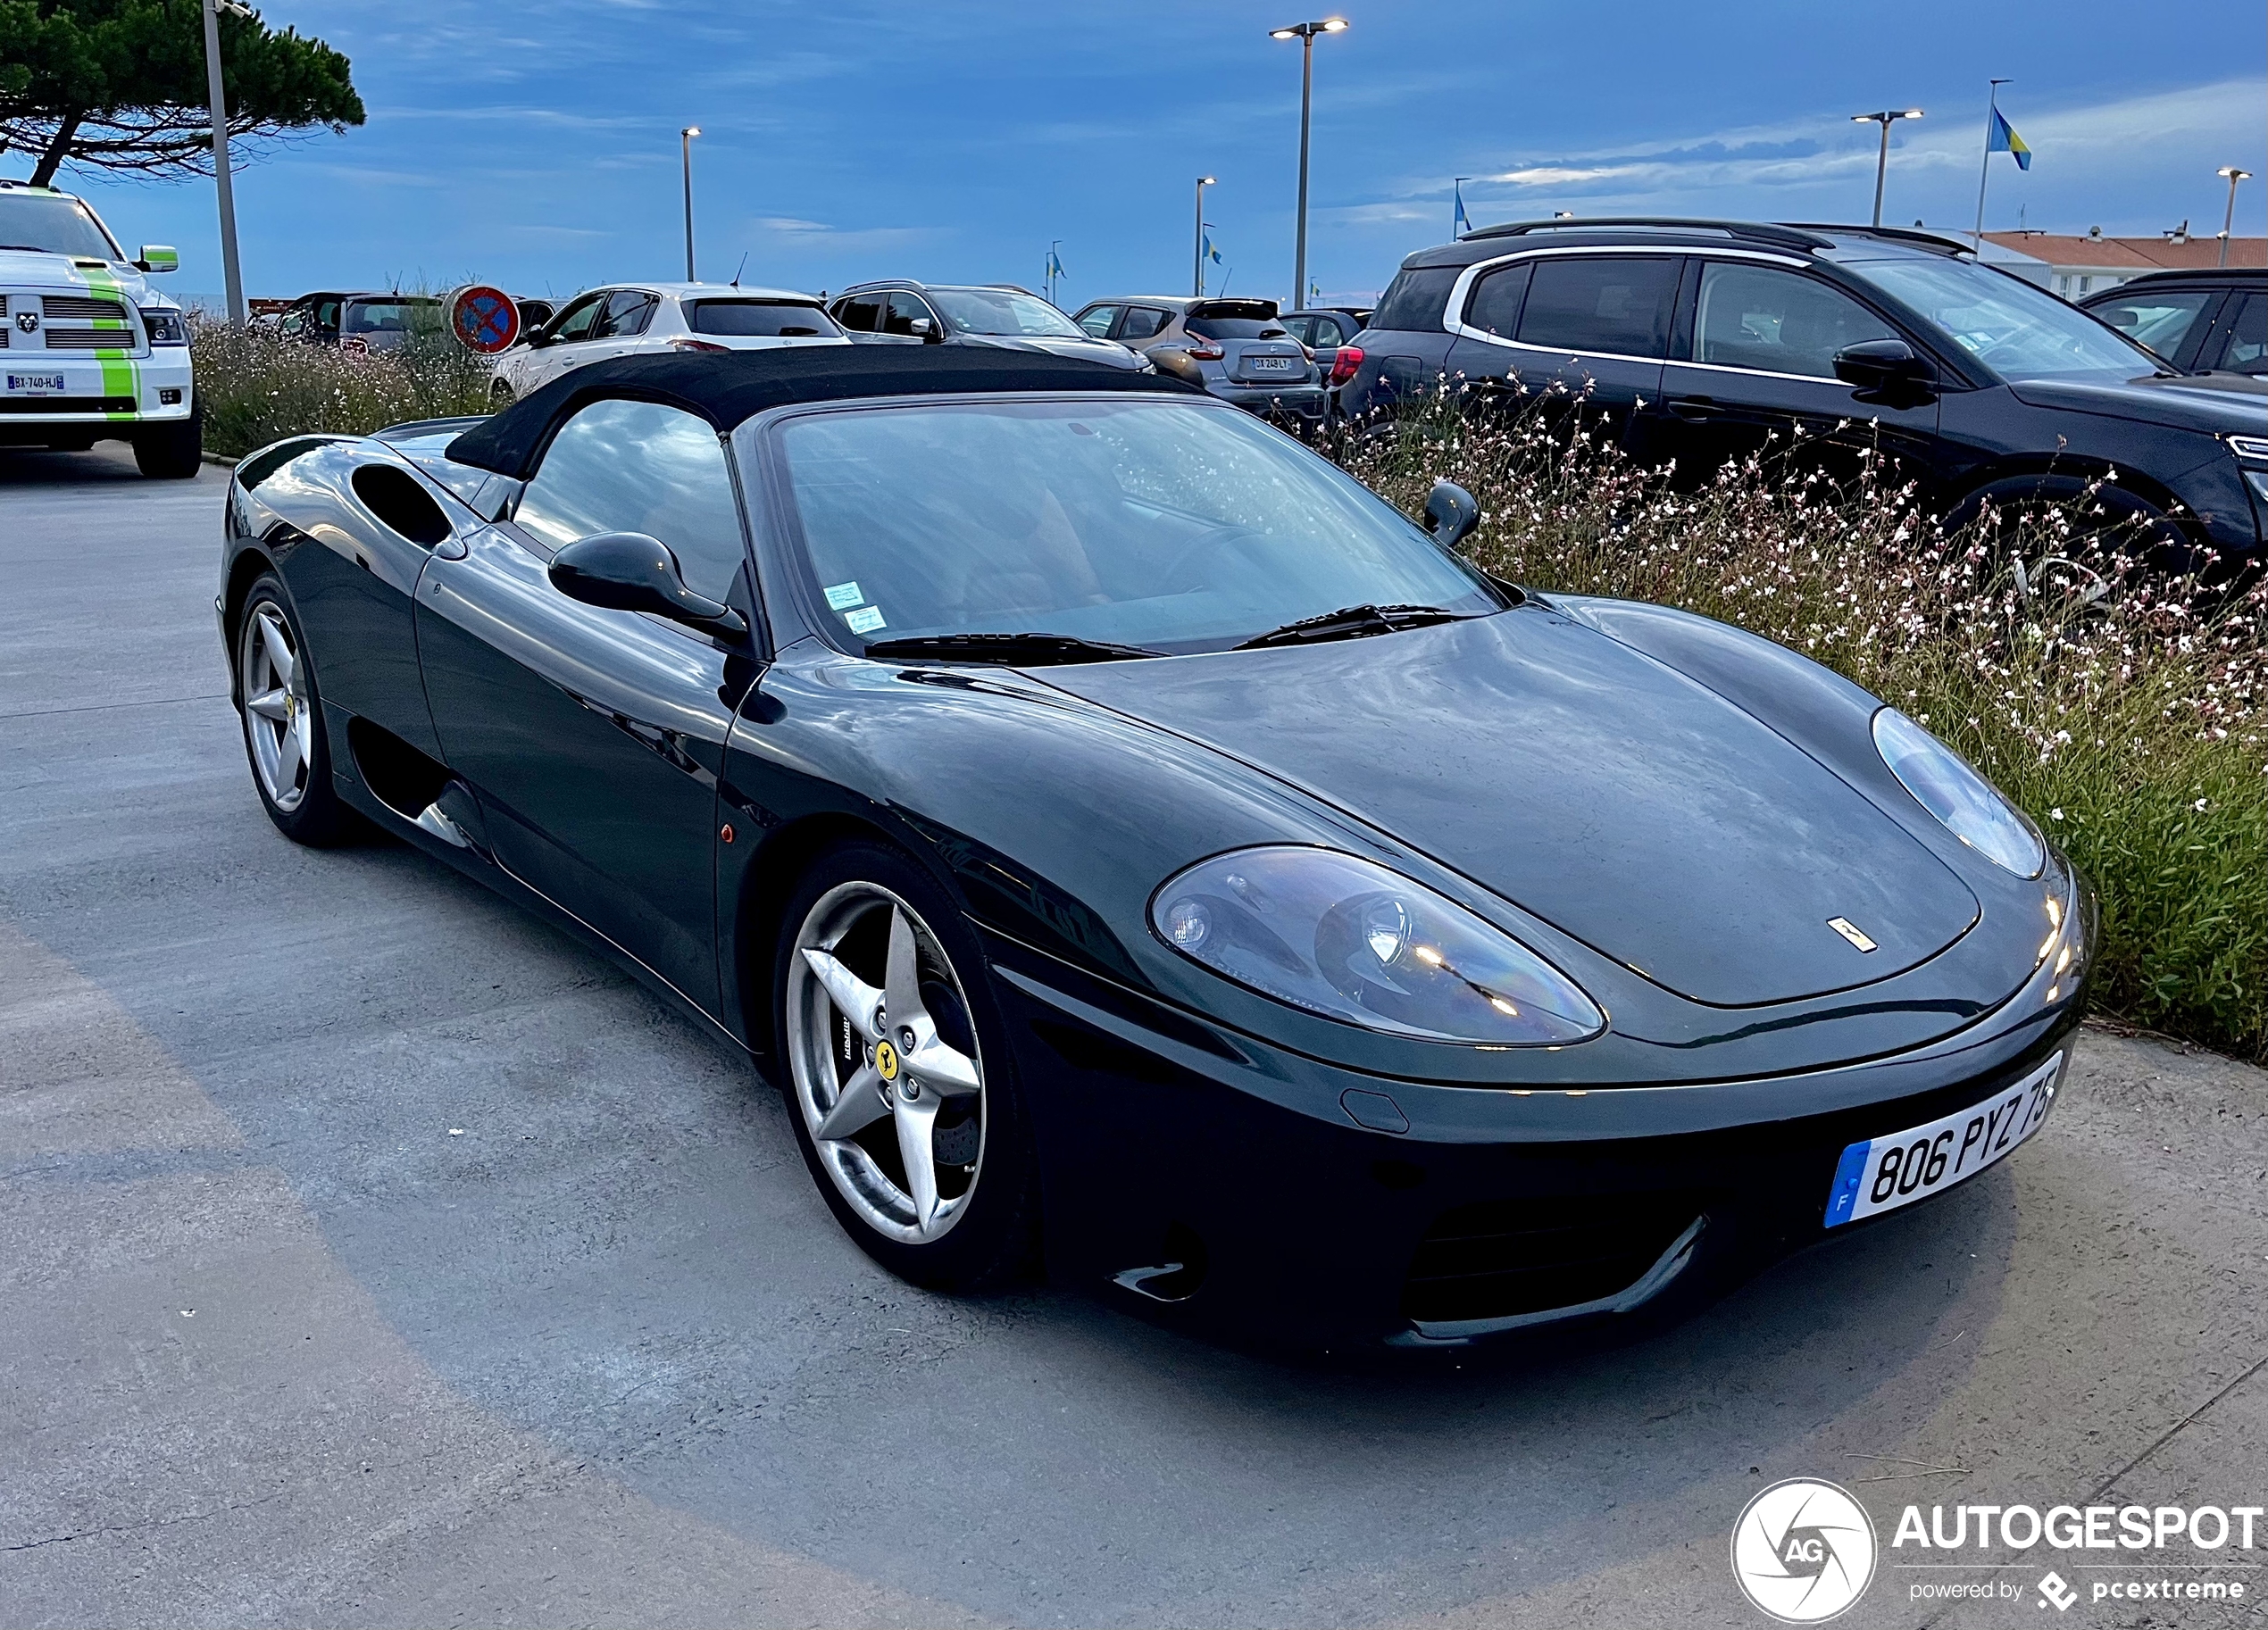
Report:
1849,109,1924,229
1193,176,1215,296
1269,17,1347,312
680,127,701,282
2217,166,2254,269
200,0,252,324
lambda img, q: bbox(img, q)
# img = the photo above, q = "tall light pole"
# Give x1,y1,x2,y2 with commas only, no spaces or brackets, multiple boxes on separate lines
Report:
1193,176,1215,296
1269,17,1347,312
1850,109,1924,229
2218,166,2254,268
680,127,701,281
200,0,251,324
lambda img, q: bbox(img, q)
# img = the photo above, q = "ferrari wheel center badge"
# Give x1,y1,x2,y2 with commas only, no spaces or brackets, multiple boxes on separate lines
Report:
874,1039,900,1081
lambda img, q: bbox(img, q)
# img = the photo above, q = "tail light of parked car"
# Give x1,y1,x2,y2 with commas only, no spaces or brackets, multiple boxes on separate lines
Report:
1329,345,1364,386
669,337,731,353
1182,339,1225,362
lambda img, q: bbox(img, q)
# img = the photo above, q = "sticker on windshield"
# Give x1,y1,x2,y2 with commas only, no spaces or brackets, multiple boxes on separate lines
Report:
844,604,887,635
824,580,864,610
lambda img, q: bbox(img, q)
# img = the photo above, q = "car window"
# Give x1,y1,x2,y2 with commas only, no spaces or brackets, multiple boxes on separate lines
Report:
514,399,746,604
834,295,883,333
546,294,605,345
0,192,121,258
689,300,841,337
1313,316,1349,345
279,307,308,339
2088,288,2214,361
595,290,659,338
1119,306,1171,341
1370,266,1460,334
1280,316,1314,345
1463,263,1533,337
1690,262,1897,378
1842,257,2153,382
882,291,937,336
2212,293,2266,374
1515,256,1679,358
315,300,340,332
926,287,1088,337
772,397,1499,656
1075,304,1120,338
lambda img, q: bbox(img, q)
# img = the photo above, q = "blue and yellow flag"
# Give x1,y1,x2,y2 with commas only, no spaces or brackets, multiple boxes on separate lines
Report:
1203,233,1223,266
1046,246,1066,279
1988,106,2032,170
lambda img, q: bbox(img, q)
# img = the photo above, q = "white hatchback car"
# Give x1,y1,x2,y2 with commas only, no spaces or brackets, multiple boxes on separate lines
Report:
488,282,848,403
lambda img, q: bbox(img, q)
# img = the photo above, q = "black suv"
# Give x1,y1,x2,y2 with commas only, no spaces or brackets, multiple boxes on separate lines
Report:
1341,218,2268,566
2080,269,2265,378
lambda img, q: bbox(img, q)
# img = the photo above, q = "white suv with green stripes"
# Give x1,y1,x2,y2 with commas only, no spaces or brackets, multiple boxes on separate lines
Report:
0,182,198,478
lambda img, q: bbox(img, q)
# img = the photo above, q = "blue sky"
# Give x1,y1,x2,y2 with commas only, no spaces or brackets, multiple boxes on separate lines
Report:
34,0,2268,312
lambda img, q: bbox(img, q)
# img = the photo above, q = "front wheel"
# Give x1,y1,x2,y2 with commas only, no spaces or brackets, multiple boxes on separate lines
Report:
1946,473,2197,576
133,398,203,479
235,574,359,845
489,377,518,408
775,842,1038,1292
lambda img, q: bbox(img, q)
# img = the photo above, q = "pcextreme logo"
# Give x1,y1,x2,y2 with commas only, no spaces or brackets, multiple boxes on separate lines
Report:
1731,1479,1879,1623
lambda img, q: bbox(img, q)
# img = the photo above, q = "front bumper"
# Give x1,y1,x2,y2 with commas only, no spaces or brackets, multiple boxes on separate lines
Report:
0,348,194,440
987,874,2093,1351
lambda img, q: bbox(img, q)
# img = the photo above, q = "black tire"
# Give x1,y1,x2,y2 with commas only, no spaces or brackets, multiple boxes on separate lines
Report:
772,840,1040,1293
489,378,517,408
132,395,204,479
1946,473,2197,574
233,573,360,846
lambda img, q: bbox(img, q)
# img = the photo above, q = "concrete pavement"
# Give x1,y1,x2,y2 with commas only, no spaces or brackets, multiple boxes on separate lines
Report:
2,444,2263,1628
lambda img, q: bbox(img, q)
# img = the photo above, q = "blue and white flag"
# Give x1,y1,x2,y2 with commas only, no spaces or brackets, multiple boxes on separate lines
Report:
1454,180,1471,235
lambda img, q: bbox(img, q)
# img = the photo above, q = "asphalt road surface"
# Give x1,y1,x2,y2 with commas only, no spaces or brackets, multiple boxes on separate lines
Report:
3,443,2264,1629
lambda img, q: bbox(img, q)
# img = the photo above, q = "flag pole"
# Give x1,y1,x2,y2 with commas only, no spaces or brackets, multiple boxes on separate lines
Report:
1972,78,2011,249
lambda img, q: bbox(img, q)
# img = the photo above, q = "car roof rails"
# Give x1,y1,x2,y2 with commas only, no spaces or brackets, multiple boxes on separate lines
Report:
1461,217,1831,252
1780,223,1975,256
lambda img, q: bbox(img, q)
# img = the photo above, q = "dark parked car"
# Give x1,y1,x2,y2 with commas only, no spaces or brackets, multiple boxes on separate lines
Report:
1072,295,1330,425
1340,219,2268,567
215,345,2091,1351
828,280,1145,370
2079,269,2265,378
1280,307,1372,403
275,292,440,353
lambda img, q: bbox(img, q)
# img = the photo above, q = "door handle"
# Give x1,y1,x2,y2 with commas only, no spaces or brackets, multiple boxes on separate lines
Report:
1667,397,1722,421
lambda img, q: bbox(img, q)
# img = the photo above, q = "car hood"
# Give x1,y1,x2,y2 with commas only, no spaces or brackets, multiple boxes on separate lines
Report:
958,333,1145,369
0,249,163,305
2005,370,2265,433
1038,609,1981,1010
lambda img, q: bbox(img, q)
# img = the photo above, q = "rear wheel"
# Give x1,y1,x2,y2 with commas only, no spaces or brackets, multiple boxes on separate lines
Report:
775,842,1038,1292
1947,473,2199,577
132,396,203,479
235,575,358,845
489,378,518,408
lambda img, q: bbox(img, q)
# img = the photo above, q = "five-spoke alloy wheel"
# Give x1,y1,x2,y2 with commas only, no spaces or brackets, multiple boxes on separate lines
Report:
235,575,354,844
778,844,1036,1288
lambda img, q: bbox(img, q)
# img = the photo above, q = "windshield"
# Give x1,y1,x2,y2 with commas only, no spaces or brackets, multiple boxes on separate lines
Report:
927,287,1087,337
772,397,1502,657
342,299,436,335
1842,257,2157,381
0,194,121,259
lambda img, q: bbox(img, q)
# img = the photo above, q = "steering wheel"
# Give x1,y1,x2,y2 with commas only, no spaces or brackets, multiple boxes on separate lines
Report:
1158,525,1272,595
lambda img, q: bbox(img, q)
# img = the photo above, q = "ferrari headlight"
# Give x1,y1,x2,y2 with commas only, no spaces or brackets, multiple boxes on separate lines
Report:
1151,847,1604,1044
1872,708,2043,877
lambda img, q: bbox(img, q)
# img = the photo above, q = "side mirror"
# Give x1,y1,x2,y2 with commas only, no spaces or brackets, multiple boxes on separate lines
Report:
1833,338,1935,395
548,531,748,636
136,245,179,274
1425,479,1480,549
908,316,934,337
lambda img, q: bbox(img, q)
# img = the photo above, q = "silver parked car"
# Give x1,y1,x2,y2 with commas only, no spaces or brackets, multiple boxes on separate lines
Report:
829,280,1147,370
1071,296,1329,426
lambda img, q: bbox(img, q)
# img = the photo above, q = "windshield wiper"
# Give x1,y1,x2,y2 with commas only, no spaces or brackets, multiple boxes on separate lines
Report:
861,631,1163,666
1234,603,1474,651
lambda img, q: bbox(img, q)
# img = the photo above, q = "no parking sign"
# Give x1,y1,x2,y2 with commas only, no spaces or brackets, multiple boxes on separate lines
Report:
447,285,521,353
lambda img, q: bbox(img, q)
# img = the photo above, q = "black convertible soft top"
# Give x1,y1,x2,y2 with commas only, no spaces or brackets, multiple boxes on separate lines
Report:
445,345,1197,478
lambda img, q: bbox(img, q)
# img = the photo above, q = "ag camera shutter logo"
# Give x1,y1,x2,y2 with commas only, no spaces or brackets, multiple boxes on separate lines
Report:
1731,1478,1879,1622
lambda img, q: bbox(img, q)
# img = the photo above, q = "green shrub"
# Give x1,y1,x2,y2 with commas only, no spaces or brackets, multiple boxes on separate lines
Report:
191,307,492,458
1334,389,2267,1060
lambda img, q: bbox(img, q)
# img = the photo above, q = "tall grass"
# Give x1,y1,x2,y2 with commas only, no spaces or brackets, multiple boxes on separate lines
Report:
1334,387,2267,1060
191,306,492,458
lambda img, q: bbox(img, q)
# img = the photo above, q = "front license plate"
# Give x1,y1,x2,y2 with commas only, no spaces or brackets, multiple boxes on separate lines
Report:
6,372,69,395
1247,354,1296,372
1823,1051,2064,1227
